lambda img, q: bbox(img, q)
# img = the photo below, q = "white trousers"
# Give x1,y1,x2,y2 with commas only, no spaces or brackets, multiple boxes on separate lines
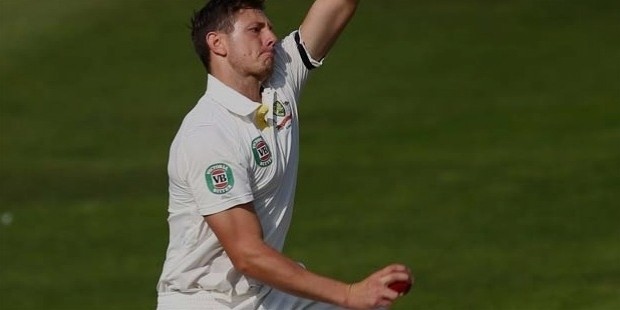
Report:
157,288,341,310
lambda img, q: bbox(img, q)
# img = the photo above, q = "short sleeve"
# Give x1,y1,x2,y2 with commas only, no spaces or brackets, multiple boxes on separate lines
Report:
268,30,323,102
180,125,253,216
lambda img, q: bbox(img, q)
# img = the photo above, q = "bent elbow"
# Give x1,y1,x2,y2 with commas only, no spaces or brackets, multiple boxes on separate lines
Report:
228,247,263,276
232,257,253,275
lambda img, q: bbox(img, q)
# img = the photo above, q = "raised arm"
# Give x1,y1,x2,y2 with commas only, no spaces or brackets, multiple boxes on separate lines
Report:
299,0,359,60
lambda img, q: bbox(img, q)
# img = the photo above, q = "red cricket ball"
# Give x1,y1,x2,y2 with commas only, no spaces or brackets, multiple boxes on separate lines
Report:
388,280,412,295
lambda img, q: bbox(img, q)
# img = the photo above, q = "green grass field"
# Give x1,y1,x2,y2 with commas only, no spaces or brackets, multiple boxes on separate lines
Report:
1,0,619,309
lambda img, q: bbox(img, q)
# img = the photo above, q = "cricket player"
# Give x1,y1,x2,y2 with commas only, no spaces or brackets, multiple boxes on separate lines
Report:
156,0,412,309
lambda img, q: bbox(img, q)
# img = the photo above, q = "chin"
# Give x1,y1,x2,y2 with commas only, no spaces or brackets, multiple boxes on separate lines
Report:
256,66,274,82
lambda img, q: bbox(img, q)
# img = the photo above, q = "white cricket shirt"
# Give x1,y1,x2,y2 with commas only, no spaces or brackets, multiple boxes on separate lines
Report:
157,31,322,302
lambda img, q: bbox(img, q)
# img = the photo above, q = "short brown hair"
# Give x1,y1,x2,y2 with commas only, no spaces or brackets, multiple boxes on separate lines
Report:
191,0,266,72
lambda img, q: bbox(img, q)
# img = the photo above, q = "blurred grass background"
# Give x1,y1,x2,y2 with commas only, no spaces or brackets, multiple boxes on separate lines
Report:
1,0,619,309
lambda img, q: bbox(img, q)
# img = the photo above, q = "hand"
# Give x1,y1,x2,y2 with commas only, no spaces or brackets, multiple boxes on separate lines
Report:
343,264,412,310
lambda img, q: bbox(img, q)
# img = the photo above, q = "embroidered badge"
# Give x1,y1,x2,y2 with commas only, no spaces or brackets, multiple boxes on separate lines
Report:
252,137,273,167
274,99,292,131
205,163,234,194
274,101,286,117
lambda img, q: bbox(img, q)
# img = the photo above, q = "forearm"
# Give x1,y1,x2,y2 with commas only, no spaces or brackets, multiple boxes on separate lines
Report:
234,242,350,307
300,0,359,60
206,205,411,309
205,206,351,306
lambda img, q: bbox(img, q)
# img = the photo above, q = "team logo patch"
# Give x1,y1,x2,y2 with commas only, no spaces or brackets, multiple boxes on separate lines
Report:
274,101,286,117
205,163,234,194
252,137,273,167
274,100,292,131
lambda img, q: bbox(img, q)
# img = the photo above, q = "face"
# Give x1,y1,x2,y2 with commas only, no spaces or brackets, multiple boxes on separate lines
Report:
224,9,277,81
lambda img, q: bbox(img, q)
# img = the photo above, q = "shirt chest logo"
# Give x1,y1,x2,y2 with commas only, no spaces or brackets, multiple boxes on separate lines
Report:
252,137,273,167
274,99,292,131
205,163,234,194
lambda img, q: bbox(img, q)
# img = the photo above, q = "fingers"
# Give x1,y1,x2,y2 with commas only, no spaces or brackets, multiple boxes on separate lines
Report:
377,264,413,299
382,285,400,300
378,263,409,275
378,264,411,280
377,264,411,284
379,271,410,285
346,264,413,309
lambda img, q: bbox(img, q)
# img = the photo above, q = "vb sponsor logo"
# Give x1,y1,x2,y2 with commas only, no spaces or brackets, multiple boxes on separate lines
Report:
205,163,234,194
252,137,273,167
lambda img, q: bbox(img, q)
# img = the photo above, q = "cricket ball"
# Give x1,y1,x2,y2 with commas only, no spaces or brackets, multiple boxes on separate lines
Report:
388,280,412,295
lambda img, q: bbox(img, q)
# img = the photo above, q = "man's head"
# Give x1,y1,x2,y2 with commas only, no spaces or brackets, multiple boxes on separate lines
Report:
191,0,276,80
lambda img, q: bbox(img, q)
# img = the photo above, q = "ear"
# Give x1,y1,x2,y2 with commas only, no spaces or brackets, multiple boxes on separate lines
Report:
206,32,227,57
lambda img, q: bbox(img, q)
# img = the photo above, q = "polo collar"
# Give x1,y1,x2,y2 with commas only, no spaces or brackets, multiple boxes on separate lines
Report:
206,74,261,117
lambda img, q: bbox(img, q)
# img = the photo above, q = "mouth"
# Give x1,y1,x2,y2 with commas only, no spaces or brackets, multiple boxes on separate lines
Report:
261,50,274,59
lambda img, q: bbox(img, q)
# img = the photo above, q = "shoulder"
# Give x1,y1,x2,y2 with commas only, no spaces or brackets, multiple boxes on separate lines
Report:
274,31,323,72
176,97,243,153
265,30,323,99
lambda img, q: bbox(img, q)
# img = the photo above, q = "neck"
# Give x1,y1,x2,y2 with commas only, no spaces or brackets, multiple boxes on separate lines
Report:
210,69,262,102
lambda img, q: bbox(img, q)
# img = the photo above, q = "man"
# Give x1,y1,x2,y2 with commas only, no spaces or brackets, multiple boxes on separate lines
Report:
156,0,412,309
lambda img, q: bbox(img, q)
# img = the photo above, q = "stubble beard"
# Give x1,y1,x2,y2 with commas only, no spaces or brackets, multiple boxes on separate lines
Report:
228,50,274,83
255,58,274,82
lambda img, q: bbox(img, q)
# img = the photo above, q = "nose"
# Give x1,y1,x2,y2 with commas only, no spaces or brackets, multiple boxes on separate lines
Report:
265,29,277,48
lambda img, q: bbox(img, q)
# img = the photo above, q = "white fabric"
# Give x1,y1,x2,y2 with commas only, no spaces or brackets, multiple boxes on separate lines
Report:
259,288,340,310
157,31,333,309
157,290,261,310
157,289,339,310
